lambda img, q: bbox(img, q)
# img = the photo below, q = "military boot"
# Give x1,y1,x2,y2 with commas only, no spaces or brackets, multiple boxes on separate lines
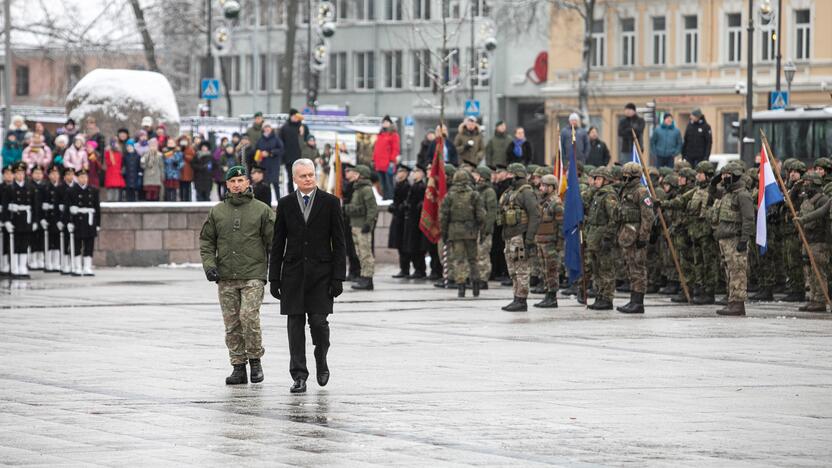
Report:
618,292,645,314
472,281,480,297
500,278,513,287
716,301,746,316
502,297,528,312
659,281,679,295
588,296,613,310
226,364,248,385
749,289,774,301
693,289,715,305
249,359,264,383
534,292,558,308
561,284,578,296
670,289,689,303
477,280,488,290
781,291,805,302
798,302,827,312
458,284,466,298
351,277,374,290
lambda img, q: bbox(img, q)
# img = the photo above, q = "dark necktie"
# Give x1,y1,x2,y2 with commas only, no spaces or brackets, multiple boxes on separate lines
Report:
303,195,310,207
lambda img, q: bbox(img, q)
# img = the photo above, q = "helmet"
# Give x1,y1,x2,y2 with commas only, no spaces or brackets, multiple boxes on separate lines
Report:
674,159,692,171
658,167,673,178
783,158,797,170
476,166,492,180
663,173,679,188
453,170,472,184
355,164,371,179
541,174,558,186
527,164,540,175
802,172,823,186
610,165,623,180
507,162,527,178
590,166,613,181
622,162,642,178
445,164,457,178
725,161,745,177
679,168,697,180
814,157,832,171
533,166,548,177
695,160,715,175
584,164,596,174
790,160,807,174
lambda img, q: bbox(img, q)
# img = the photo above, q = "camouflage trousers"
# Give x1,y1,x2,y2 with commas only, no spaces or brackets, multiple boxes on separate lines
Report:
673,231,694,285
450,239,479,284
588,243,616,301
530,242,542,279
218,279,266,366
647,240,663,286
351,226,375,277
622,246,647,293
692,235,719,293
504,235,531,298
718,238,748,302
477,234,492,281
804,243,829,304
536,241,560,292
661,236,676,281
784,233,804,293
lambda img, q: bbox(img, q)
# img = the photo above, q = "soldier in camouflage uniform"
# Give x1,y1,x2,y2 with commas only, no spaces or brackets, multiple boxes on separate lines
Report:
499,163,541,312
345,165,379,291
782,160,807,301
200,166,276,385
528,166,547,292
795,172,829,312
658,173,681,294
687,161,718,304
584,167,619,310
474,166,498,290
616,162,655,313
713,161,755,316
646,167,666,293
533,174,563,308
435,163,457,288
440,170,485,297
662,167,696,302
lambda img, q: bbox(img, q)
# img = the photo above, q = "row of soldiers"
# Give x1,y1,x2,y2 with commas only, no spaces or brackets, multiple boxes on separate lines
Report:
1,162,101,278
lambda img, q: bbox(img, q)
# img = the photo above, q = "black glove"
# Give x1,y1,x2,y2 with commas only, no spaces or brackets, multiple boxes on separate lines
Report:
736,240,747,253
329,280,343,298
652,199,662,209
205,268,220,282
709,176,721,187
636,239,647,249
270,281,282,299
361,224,372,233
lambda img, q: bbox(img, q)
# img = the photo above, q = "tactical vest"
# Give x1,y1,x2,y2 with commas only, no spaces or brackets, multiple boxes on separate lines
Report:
619,186,643,224
536,195,561,236
800,192,828,243
499,184,531,227
587,186,615,226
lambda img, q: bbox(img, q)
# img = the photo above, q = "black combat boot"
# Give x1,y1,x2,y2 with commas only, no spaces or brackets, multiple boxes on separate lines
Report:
781,291,805,302
798,302,827,312
226,364,248,385
693,289,715,305
616,292,635,313
351,277,374,290
659,281,679,295
472,281,480,297
534,292,558,308
458,284,466,298
670,289,689,303
502,297,528,312
618,292,645,314
588,296,613,310
249,359,264,383
749,289,774,301
717,301,746,316
561,284,578,296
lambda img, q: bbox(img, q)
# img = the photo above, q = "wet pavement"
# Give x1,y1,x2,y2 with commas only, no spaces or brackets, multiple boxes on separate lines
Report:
2,267,832,466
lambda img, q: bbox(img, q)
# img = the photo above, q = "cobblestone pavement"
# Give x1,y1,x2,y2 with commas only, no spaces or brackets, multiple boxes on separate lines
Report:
2,267,831,466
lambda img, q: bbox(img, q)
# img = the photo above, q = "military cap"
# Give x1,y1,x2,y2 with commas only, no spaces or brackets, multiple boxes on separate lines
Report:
679,167,697,180
13,161,26,172
674,159,692,171
814,157,832,171
590,166,613,181
527,164,540,175
444,163,457,178
415,163,427,173
250,165,264,174
452,170,472,184
224,165,247,180
802,172,823,186
476,166,492,179
397,163,412,172
622,161,642,178
695,160,715,174
355,164,371,179
507,162,527,178
76,167,89,176
541,174,558,186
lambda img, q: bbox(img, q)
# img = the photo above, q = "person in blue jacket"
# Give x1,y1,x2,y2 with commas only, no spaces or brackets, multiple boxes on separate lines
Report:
650,113,683,168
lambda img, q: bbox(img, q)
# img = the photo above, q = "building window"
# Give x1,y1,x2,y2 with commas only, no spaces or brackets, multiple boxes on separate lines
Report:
258,0,270,26
337,0,349,20
590,19,605,67
384,0,402,20
246,55,254,91
444,0,461,18
273,54,283,90
442,48,460,85
683,15,699,64
722,112,740,153
220,56,241,92
472,0,490,17
329,52,347,90
258,54,268,91
795,9,810,60
726,13,742,63
67,64,82,91
274,0,286,24
469,48,489,87
354,0,375,20
15,65,29,96
354,51,375,90
412,49,431,89
414,0,430,20
382,50,403,89
620,18,635,67
651,16,666,65
760,27,774,62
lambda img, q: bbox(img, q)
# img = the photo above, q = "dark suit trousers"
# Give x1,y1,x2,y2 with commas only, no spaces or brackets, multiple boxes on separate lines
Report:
287,314,330,380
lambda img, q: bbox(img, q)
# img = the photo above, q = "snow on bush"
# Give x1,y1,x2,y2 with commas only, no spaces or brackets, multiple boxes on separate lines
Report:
66,69,180,137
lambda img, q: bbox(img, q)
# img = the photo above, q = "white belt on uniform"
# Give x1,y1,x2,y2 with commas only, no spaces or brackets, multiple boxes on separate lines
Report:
42,202,54,210
8,203,32,223
71,206,96,226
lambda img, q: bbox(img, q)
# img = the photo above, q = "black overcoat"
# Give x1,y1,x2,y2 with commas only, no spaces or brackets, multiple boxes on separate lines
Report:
387,180,409,249
269,190,347,315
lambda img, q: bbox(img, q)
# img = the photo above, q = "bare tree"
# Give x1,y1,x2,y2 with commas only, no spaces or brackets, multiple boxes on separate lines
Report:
127,0,160,72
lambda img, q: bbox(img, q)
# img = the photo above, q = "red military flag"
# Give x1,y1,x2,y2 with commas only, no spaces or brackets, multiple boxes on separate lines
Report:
333,138,343,200
419,136,447,243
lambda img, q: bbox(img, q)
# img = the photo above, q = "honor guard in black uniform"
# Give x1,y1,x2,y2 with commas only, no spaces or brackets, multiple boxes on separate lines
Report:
64,168,100,276
58,167,76,274
0,165,10,276
43,166,63,272
3,162,41,279
29,166,47,271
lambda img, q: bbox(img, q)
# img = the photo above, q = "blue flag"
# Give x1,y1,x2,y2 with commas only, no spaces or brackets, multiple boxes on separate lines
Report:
562,139,584,284
631,144,647,186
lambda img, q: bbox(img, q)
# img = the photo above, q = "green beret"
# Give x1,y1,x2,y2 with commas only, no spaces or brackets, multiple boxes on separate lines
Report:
225,165,247,181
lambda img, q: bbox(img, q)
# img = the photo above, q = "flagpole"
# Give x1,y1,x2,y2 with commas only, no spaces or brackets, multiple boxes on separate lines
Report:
573,125,588,305
761,130,831,307
632,129,692,303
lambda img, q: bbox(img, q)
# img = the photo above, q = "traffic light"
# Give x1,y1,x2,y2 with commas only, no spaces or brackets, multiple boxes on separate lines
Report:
731,120,741,139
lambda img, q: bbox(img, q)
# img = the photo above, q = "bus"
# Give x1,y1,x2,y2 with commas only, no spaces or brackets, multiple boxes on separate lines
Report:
744,106,832,165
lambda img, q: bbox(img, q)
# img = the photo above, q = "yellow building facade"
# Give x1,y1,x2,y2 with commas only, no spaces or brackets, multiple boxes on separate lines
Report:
544,0,831,163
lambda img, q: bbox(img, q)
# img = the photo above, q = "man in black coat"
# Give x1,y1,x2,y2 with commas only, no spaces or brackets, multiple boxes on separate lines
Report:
682,108,713,166
618,102,645,159
277,109,310,195
389,164,411,278
250,166,272,206
269,158,346,394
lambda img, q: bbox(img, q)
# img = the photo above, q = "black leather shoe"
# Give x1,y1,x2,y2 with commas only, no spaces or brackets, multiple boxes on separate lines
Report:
226,364,248,385
249,359,264,383
290,378,307,393
781,292,805,302
428,271,442,280
408,271,427,280
317,372,330,386
392,270,409,278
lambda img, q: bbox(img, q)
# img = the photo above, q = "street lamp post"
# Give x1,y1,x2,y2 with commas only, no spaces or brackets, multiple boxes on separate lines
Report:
744,0,755,161
784,60,796,98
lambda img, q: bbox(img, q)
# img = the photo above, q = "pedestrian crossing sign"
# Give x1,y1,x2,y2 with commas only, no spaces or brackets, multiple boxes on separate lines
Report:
201,79,221,100
464,100,481,117
769,91,789,110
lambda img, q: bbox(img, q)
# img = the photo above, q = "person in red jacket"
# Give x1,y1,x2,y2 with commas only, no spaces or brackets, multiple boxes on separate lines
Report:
103,141,126,201
372,115,400,200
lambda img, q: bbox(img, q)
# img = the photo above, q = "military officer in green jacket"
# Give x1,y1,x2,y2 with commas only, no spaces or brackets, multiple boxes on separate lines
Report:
473,166,498,290
616,162,655,314
344,164,379,291
499,163,541,312
440,170,486,297
584,167,620,310
200,166,276,385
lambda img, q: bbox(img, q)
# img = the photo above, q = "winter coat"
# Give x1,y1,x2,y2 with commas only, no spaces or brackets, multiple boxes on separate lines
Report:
212,147,226,183
245,123,263,148
388,179,409,249
343,178,378,228
453,124,485,166
256,131,284,185
560,127,590,163
140,149,164,187
2,139,23,168
427,139,458,166
682,116,713,166
123,149,142,190
485,132,511,168
278,121,308,166
22,142,53,172
650,122,683,160
87,151,101,188
63,145,88,172
373,128,401,172
402,179,429,253
192,152,215,193
505,139,534,165
416,138,434,168
587,138,611,167
180,142,195,182
200,189,275,282
162,149,184,181
8,124,27,143
104,150,126,189
618,115,646,155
